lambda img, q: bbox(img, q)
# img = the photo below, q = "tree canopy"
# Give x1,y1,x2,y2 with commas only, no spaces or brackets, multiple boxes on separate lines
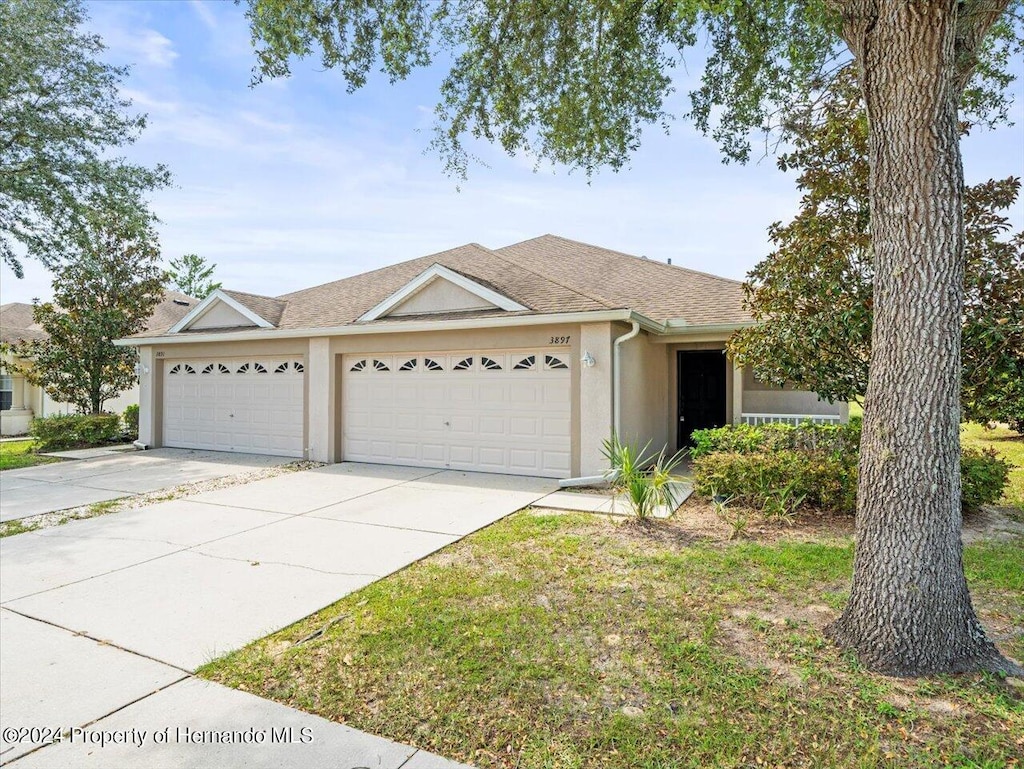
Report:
7,207,165,414
0,0,169,277
727,70,1024,430
167,253,222,300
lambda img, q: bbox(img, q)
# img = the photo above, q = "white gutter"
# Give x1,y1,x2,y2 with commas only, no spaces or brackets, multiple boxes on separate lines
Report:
612,320,641,438
115,309,652,347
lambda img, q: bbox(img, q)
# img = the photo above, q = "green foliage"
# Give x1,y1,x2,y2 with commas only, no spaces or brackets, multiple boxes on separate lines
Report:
726,70,1024,427
122,404,139,441
689,422,860,460
30,413,121,451
960,447,1012,510
692,424,1010,513
167,253,221,299
7,208,165,413
0,0,170,276
694,449,858,516
601,435,685,519
243,2,1021,177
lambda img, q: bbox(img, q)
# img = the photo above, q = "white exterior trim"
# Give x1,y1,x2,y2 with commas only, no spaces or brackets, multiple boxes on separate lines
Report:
167,290,275,334
118,308,736,348
357,263,528,321
119,310,640,346
742,413,843,425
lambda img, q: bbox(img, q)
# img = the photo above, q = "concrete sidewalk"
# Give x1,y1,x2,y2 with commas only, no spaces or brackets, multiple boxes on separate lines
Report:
0,461,554,767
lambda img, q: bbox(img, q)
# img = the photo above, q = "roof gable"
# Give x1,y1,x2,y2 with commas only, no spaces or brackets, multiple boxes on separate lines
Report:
358,263,529,321
168,290,276,333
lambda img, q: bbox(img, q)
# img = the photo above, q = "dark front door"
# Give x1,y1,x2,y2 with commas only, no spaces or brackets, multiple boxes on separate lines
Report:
677,350,727,448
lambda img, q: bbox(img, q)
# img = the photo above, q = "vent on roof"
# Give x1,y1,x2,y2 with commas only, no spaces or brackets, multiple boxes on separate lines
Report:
172,299,190,306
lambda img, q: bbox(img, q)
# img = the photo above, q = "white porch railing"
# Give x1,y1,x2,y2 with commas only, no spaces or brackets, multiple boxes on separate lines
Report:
741,413,843,426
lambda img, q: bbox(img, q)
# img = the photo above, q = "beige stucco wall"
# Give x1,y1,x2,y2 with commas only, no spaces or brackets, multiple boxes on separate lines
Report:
389,280,496,316
741,366,848,420
188,302,257,330
617,329,669,453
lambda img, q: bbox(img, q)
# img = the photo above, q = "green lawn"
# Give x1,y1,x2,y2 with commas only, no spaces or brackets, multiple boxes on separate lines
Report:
0,439,60,471
961,422,1024,511
202,512,1023,769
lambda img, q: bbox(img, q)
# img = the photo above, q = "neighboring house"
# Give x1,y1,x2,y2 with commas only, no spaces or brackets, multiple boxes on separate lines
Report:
0,291,198,436
117,236,846,479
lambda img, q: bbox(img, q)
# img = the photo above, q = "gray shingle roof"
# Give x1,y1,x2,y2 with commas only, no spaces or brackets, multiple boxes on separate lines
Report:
137,235,749,338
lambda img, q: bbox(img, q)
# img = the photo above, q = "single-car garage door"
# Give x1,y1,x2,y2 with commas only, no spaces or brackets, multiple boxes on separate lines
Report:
342,350,571,478
163,358,305,457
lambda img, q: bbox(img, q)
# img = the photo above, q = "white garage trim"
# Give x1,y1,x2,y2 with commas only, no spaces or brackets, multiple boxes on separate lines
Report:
342,349,571,478
163,358,305,457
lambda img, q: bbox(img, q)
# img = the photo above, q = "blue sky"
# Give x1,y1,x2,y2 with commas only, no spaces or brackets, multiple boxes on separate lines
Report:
2,0,1022,304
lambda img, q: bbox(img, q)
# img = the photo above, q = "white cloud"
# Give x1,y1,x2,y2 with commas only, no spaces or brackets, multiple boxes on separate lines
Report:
189,0,218,30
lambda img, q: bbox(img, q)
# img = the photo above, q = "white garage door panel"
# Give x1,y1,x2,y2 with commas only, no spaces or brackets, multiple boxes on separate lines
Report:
342,350,571,478
163,359,304,458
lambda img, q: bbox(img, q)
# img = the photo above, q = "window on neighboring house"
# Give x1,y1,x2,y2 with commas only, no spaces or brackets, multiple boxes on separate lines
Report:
0,374,13,411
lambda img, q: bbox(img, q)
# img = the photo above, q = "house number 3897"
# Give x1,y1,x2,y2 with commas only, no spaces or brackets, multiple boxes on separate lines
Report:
549,336,571,345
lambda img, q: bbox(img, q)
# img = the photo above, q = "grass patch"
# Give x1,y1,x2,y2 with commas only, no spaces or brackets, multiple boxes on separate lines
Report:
961,423,1024,511
202,513,1023,769
0,439,61,471
0,519,40,537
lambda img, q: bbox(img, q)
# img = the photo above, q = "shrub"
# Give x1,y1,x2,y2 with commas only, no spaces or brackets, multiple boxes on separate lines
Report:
693,449,858,516
689,421,860,460
122,404,140,441
692,423,1006,514
961,447,1011,509
30,413,122,451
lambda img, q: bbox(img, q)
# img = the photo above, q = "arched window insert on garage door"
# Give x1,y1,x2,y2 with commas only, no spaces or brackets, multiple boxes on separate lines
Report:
399,359,418,371
453,357,474,371
544,355,569,370
481,356,502,370
169,364,196,375
424,358,444,371
349,359,367,372
513,355,535,370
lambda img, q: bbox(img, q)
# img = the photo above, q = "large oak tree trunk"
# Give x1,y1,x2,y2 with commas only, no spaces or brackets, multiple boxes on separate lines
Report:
825,1,1020,676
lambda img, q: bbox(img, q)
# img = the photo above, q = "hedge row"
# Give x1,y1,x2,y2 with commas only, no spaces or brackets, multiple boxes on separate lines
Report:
30,413,123,451
692,422,1010,514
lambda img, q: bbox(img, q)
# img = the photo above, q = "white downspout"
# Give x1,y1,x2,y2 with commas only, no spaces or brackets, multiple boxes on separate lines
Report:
612,320,641,439
558,318,640,488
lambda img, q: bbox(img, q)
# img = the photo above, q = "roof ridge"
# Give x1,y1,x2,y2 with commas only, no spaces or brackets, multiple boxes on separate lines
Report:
522,234,746,287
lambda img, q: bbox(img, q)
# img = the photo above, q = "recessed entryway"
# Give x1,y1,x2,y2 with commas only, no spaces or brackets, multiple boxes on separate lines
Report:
676,350,727,448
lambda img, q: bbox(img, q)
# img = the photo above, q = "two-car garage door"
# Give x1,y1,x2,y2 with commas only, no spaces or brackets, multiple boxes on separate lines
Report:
342,349,571,478
162,349,573,476
163,358,305,457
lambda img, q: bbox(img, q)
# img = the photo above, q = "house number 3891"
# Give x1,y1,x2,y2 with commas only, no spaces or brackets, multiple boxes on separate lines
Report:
549,336,571,345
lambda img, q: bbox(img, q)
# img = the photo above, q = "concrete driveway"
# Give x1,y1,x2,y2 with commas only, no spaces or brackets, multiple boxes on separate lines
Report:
0,462,555,767
0,448,294,522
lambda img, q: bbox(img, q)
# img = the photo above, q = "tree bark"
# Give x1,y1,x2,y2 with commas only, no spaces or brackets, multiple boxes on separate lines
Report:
825,1,1021,676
